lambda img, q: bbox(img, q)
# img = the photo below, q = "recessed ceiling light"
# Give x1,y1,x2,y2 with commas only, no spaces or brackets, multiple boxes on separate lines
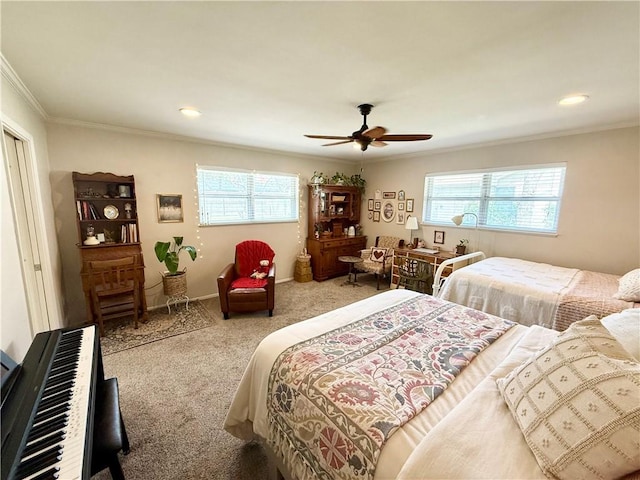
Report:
179,107,202,117
558,94,589,106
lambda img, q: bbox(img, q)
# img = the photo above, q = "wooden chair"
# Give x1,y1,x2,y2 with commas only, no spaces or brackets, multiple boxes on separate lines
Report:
217,240,276,319
396,256,434,294
87,256,142,336
355,236,402,289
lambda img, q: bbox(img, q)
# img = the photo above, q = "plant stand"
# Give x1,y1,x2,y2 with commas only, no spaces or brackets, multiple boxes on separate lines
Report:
162,272,189,314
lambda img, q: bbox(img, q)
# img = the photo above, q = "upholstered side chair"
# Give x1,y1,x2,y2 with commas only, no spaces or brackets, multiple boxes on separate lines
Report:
217,240,276,319
355,236,402,289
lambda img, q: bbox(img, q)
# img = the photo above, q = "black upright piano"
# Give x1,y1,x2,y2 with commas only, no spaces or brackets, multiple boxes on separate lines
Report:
1,325,101,480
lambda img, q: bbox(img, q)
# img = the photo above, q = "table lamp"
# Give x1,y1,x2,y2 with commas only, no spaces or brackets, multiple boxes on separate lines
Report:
405,215,419,248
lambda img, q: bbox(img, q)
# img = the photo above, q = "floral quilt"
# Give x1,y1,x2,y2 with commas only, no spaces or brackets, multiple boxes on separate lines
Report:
266,294,514,480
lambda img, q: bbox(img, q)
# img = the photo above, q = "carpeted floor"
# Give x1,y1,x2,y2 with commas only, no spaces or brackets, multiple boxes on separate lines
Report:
93,275,384,480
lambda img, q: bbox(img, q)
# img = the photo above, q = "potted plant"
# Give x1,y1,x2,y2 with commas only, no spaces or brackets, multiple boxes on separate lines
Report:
349,174,366,194
154,236,197,296
456,239,469,255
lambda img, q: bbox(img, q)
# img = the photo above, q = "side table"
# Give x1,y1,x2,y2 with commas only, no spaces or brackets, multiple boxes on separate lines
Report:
338,255,364,287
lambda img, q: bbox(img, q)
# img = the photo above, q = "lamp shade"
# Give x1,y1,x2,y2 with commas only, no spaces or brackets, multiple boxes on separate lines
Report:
405,216,419,230
451,214,464,226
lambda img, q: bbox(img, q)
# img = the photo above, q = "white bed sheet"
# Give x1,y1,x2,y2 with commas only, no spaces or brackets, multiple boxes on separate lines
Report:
439,256,580,328
224,289,540,479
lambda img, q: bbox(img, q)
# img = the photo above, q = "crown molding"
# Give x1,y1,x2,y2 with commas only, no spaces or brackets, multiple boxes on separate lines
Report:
1,53,48,120
46,116,350,164
369,121,640,164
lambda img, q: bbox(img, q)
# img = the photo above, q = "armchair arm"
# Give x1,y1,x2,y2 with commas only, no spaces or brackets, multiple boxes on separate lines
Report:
267,263,276,310
360,248,371,260
217,263,235,293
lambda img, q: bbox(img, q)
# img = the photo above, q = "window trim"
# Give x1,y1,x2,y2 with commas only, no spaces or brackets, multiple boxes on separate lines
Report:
422,163,566,235
196,165,300,227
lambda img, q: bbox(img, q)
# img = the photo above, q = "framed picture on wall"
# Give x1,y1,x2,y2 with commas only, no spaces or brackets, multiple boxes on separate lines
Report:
398,190,405,201
374,201,381,211
406,199,414,212
383,191,396,199
434,230,445,244
157,194,183,223
368,199,374,211
382,201,395,222
398,202,405,211
373,211,380,222
396,212,405,224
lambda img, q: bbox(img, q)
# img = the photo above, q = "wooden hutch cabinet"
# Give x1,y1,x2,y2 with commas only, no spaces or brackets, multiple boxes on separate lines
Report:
306,184,367,281
73,171,147,324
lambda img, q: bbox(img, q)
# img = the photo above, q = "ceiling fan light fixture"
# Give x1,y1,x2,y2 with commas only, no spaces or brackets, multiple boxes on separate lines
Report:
179,107,202,117
558,94,589,106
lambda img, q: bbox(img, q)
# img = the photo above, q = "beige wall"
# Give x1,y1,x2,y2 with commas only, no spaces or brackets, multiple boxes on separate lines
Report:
46,123,356,324
358,126,639,275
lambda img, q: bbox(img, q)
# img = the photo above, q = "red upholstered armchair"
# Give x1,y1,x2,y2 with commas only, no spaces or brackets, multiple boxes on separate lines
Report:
217,240,276,320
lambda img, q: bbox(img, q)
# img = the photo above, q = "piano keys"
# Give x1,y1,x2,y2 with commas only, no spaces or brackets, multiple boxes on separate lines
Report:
1,326,101,480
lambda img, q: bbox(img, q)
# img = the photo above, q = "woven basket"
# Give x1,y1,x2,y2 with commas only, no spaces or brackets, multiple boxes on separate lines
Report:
163,272,187,296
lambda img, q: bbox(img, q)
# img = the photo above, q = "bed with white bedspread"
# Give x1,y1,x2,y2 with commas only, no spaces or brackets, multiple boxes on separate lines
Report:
224,289,640,480
438,256,638,330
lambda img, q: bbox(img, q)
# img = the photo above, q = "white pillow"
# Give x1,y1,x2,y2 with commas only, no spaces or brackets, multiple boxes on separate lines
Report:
369,247,388,263
613,268,640,302
601,309,640,361
496,317,640,480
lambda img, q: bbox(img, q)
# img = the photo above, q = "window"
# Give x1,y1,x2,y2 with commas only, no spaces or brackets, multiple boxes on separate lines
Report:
422,164,566,234
197,166,299,226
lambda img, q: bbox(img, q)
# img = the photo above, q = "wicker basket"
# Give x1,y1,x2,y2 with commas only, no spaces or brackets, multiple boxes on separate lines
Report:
163,272,187,296
294,254,313,282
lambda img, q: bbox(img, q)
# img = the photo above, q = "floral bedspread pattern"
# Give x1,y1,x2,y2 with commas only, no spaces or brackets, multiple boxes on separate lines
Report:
266,295,514,480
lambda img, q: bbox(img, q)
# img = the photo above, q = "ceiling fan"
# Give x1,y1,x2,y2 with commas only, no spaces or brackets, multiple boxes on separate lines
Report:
304,103,432,151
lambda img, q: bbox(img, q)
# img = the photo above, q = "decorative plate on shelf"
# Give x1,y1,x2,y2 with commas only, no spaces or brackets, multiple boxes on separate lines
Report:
103,205,119,220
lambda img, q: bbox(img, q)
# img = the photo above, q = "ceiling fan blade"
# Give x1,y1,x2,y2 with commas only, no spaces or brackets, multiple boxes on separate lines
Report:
304,134,352,140
377,134,433,142
322,140,354,147
370,141,387,147
362,126,387,139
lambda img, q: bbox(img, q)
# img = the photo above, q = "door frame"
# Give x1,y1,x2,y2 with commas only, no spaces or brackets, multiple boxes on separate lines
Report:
2,115,62,334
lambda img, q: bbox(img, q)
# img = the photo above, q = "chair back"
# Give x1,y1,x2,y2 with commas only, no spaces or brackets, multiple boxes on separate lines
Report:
397,256,433,294
234,240,275,277
375,236,402,250
88,256,140,297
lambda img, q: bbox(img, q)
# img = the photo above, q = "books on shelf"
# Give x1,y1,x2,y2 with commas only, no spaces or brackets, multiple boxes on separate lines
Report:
76,200,101,220
120,223,138,243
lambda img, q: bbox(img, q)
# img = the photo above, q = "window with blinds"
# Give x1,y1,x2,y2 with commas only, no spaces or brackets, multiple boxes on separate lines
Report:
197,166,299,226
422,164,566,234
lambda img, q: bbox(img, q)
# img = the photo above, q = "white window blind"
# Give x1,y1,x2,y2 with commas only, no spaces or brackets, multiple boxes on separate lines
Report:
197,166,299,226
422,165,566,234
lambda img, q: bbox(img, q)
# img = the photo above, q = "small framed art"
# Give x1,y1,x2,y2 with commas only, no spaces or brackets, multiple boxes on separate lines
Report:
398,202,405,211
373,211,381,222
374,201,381,211
398,190,405,201
368,199,374,211
396,212,405,224
383,191,396,199
157,194,183,223
406,199,414,212
434,230,445,244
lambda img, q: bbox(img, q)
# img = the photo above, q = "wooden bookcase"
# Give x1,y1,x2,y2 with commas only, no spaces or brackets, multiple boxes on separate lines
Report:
72,171,147,325
306,184,366,281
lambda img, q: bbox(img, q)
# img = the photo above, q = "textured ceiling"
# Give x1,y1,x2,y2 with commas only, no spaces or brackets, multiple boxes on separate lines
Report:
2,1,638,162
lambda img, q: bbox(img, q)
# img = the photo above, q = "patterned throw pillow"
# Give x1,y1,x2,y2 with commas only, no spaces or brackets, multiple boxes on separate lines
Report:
496,317,640,480
613,268,640,302
369,247,388,263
